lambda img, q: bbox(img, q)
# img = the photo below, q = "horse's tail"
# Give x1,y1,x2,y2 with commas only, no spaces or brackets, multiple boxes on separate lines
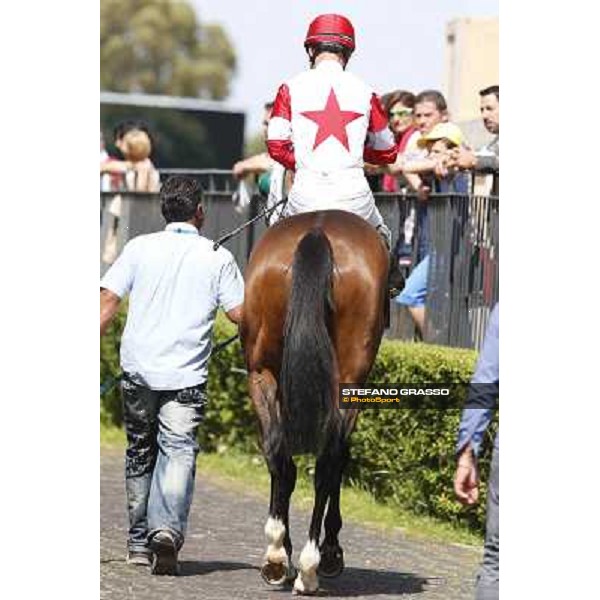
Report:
280,228,340,455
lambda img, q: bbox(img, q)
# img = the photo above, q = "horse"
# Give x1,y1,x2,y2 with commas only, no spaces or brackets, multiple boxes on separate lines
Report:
239,209,389,595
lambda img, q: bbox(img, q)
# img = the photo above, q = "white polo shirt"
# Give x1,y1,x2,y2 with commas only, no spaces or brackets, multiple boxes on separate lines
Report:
100,222,244,390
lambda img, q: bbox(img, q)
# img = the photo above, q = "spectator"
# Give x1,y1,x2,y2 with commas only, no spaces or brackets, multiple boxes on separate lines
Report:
389,89,456,201
379,90,419,193
100,121,138,189
113,119,155,159
446,85,499,194
101,122,161,264
454,303,499,599
417,122,470,195
100,176,244,575
100,131,113,192
232,102,275,182
366,91,418,268
120,128,160,192
100,120,160,192
231,102,290,223
393,90,453,336
401,89,451,176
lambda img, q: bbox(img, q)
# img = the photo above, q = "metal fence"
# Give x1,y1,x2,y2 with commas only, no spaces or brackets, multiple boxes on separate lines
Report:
100,170,264,275
425,193,499,349
100,170,498,350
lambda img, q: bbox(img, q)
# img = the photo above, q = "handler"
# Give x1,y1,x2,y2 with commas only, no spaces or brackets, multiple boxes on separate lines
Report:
454,303,499,599
266,13,404,293
100,175,244,575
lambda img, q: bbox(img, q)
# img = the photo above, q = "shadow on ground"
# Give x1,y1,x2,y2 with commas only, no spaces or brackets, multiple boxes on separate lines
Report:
176,562,431,596
223,566,430,597
316,567,429,597
178,560,257,577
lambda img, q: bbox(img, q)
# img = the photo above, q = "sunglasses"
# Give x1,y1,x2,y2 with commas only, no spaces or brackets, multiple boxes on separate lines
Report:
389,109,413,118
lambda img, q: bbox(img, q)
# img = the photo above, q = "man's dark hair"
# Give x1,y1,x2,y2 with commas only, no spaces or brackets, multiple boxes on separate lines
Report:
160,176,204,223
308,42,352,67
264,101,274,111
414,90,448,113
479,85,499,100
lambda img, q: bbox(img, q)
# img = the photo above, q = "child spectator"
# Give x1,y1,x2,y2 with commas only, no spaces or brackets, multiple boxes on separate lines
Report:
120,129,160,192
100,121,160,193
394,120,469,338
101,124,160,265
417,122,470,194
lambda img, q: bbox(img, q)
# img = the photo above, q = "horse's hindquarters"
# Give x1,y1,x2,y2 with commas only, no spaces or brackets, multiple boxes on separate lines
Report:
241,210,389,594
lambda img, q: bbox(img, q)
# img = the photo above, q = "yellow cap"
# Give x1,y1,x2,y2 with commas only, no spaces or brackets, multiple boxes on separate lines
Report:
417,122,464,148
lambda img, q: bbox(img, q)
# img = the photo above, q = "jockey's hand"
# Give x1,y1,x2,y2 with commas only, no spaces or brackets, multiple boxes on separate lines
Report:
454,446,480,506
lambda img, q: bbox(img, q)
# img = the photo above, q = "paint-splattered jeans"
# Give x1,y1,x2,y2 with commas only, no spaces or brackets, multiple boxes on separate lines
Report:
121,373,207,555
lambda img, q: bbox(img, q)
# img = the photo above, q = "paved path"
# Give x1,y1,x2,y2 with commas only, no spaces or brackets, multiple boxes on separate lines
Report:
101,450,481,599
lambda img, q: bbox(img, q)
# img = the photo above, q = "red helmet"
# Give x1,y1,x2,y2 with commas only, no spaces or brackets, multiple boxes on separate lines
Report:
304,14,355,52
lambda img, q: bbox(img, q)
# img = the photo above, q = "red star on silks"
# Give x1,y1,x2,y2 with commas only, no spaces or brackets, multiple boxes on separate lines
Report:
300,88,363,151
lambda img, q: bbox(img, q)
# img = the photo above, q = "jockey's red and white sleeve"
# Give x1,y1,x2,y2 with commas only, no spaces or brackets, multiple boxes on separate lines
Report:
267,84,296,171
363,94,397,165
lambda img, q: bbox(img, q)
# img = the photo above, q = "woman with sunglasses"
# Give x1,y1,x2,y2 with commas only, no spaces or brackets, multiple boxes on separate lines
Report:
380,90,420,192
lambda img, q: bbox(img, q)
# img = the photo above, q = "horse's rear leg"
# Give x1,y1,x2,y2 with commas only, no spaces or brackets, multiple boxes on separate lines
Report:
319,440,350,578
293,437,343,595
264,452,297,585
248,370,296,585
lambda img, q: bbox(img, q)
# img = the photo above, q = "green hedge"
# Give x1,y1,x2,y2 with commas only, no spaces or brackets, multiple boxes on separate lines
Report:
348,340,496,532
100,304,127,427
101,310,497,533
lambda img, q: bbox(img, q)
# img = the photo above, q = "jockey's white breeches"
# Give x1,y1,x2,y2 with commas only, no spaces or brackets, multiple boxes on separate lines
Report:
274,168,385,229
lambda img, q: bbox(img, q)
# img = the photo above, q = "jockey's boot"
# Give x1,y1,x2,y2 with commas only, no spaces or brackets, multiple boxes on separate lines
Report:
388,254,405,298
376,224,405,298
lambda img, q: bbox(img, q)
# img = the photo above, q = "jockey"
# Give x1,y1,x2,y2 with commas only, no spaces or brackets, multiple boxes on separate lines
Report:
267,14,402,289
266,13,403,292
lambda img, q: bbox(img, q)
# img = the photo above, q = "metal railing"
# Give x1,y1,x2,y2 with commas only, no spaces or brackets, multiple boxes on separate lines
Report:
100,169,498,350
425,193,499,349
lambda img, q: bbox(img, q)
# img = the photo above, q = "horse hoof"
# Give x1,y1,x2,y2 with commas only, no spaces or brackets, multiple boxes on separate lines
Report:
260,561,288,586
292,587,318,596
292,576,319,596
318,544,344,578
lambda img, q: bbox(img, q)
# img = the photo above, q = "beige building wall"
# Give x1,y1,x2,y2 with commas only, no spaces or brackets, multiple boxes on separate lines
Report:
444,17,499,128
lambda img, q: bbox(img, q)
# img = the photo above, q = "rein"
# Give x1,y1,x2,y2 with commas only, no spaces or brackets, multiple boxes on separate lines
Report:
213,197,287,251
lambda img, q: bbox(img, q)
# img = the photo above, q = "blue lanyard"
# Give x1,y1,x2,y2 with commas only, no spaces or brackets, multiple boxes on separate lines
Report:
172,228,198,235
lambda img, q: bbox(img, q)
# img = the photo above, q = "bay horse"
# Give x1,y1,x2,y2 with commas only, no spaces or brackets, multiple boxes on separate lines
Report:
239,209,389,595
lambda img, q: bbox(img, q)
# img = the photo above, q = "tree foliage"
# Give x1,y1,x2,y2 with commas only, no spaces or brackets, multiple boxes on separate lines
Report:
100,0,237,99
